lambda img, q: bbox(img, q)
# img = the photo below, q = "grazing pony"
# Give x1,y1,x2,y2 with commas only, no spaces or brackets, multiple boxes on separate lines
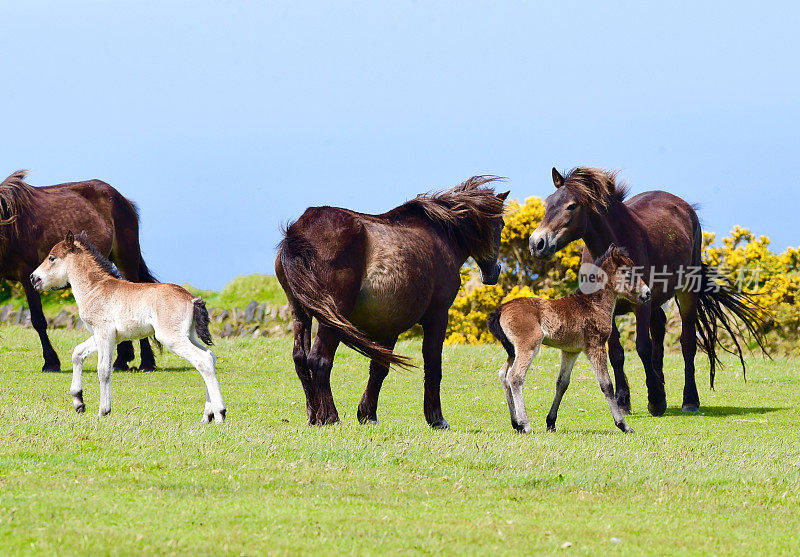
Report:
0,170,157,372
277,176,508,428
529,167,766,415
488,245,651,434
31,231,225,422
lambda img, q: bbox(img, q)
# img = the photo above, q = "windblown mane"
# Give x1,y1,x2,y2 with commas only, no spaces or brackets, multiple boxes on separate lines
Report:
563,167,629,213
0,170,36,242
400,175,506,259
75,231,122,278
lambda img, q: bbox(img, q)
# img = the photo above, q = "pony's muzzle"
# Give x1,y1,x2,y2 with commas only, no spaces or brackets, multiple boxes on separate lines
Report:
30,273,43,292
479,262,501,285
638,286,652,304
529,232,555,259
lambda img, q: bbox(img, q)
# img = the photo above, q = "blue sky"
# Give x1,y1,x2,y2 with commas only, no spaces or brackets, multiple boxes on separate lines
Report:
2,1,798,289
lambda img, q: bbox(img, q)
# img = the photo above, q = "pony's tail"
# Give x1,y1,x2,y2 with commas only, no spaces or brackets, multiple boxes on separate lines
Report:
695,263,769,389
193,298,214,346
488,307,515,358
138,258,158,284
278,231,412,369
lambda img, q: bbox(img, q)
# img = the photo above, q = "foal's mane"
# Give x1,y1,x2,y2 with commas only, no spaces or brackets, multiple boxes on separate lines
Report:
593,244,631,268
399,176,506,258
75,231,122,278
0,170,36,241
563,167,629,213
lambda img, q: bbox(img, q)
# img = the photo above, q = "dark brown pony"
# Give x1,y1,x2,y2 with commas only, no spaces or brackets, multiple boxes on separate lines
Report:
529,167,765,415
277,177,508,428
0,170,157,372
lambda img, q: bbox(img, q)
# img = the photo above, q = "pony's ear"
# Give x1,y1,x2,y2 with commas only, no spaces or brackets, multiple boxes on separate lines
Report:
65,230,76,251
609,243,622,261
497,190,510,201
552,167,564,188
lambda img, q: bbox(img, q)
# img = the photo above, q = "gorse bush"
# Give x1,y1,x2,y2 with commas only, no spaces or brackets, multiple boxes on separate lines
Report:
443,197,800,351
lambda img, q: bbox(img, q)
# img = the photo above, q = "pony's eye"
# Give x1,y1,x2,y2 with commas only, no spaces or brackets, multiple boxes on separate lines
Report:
48,255,57,263
566,203,578,211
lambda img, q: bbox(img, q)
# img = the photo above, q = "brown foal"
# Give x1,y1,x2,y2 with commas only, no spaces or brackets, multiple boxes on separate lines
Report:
489,245,650,434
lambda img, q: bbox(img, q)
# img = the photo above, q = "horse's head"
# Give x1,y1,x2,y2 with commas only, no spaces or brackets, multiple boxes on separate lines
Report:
529,167,588,259
600,244,651,305
473,190,509,285
30,231,77,292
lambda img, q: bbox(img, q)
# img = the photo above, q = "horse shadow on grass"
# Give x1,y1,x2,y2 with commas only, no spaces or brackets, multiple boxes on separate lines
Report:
661,405,784,418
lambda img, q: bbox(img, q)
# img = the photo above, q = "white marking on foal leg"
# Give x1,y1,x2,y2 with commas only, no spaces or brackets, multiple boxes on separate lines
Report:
96,334,116,417
498,357,518,429
70,336,97,413
507,345,540,434
170,339,225,423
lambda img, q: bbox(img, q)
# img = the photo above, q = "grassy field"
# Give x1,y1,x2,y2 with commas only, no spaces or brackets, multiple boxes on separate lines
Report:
0,326,798,555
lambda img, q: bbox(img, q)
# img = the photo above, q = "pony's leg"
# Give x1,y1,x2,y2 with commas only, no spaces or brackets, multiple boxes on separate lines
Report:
113,341,135,372
70,336,97,413
506,342,540,434
169,336,226,423
634,304,667,416
546,351,580,432
21,279,60,372
95,333,116,417
608,320,630,414
650,306,667,396
498,356,520,430
587,346,633,433
676,292,700,412
308,325,341,425
290,309,317,424
357,337,398,425
421,315,450,429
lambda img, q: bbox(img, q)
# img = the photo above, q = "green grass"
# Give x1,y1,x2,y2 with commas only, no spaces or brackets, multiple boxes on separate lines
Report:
0,326,798,555
186,274,287,309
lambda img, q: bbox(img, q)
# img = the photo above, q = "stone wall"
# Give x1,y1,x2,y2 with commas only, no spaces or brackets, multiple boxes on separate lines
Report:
0,301,294,339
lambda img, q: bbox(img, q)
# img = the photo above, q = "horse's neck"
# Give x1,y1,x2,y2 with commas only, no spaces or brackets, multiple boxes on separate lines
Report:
67,259,112,307
583,202,631,258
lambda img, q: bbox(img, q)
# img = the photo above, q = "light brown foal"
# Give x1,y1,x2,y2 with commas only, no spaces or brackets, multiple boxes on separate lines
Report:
31,231,225,422
488,245,650,434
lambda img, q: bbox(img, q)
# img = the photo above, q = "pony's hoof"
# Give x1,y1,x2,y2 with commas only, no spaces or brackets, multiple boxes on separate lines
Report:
623,427,635,434
75,403,85,413
356,407,379,425
615,393,631,415
429,418,450,430
682,404,700,413
647,399,667,417
98,409,111,417
521,424,532,434
113,364,129,372
139,361,156,372
42,362,60,373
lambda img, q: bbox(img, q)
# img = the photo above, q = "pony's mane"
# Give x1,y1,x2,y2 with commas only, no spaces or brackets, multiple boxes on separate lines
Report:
75,231,122,278
0,170,36,243
563,167,629,213
593,244,631,268
399,175,506,259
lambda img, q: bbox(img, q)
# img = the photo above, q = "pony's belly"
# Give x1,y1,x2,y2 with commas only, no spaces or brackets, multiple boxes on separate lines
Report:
350,284,423,339
114,319,156,342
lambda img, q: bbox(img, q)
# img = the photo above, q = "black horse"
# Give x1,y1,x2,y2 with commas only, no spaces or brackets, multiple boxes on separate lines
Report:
277,177,508,427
